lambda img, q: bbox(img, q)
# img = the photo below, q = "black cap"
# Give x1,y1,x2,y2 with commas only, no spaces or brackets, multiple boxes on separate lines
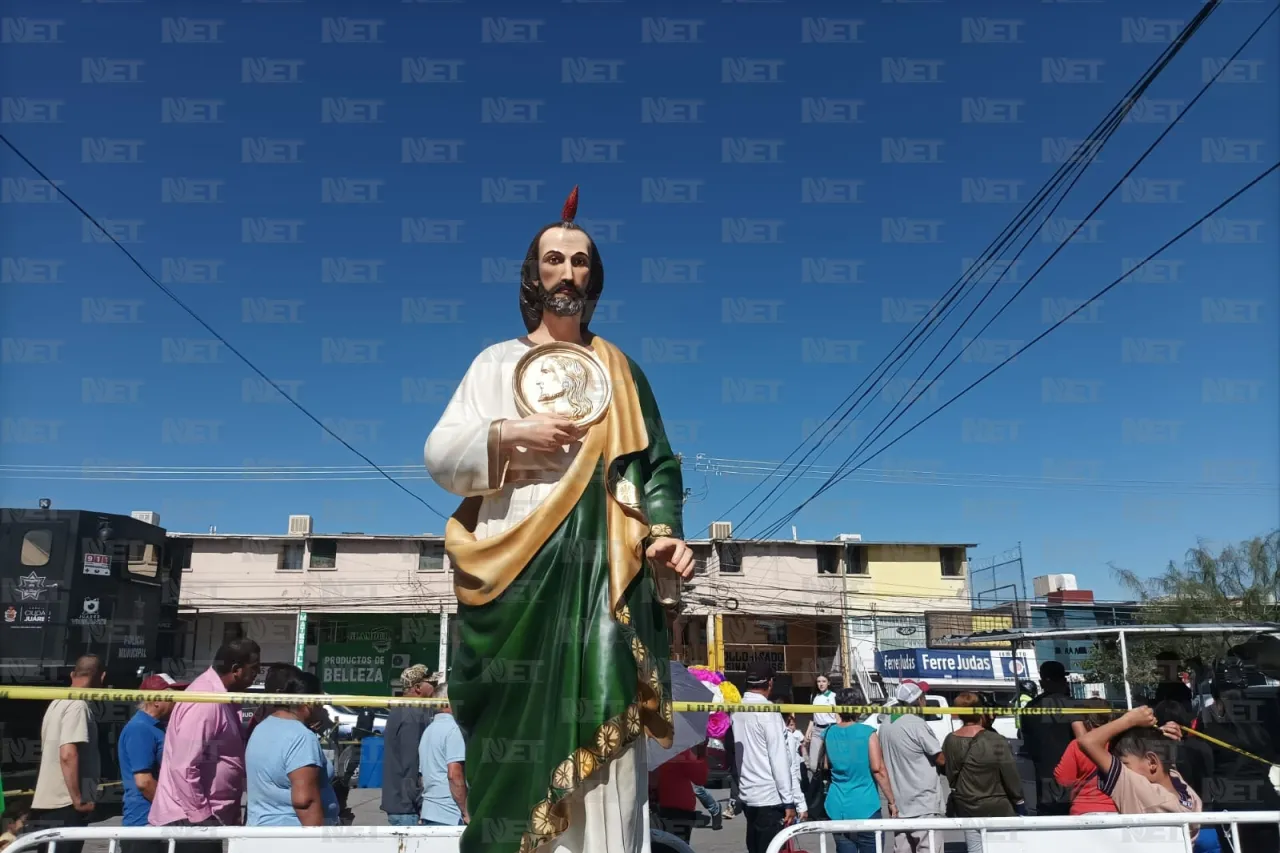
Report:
1039,660,1067,681
746,660,775,686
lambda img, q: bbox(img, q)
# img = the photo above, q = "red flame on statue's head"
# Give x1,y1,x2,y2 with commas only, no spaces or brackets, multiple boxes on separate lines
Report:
561,185,579,223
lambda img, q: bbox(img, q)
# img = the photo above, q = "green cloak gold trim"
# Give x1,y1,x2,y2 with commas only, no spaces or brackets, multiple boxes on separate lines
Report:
445,337,678,853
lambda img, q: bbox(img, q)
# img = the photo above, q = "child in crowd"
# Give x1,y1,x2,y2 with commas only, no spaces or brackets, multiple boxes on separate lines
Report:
1077,706,1202,842
0,810,27,851
1053,698,1118,815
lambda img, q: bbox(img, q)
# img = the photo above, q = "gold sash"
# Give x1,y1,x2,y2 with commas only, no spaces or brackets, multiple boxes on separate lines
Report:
446,337,651,614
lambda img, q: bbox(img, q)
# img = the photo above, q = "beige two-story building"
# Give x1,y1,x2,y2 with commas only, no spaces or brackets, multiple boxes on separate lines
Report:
167,514,979,701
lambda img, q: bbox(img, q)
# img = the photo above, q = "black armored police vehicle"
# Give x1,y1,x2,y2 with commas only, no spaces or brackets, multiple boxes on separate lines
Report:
1,506,186,808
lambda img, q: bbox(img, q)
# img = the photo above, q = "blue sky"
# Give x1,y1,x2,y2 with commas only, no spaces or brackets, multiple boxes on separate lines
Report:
1,0,1277,600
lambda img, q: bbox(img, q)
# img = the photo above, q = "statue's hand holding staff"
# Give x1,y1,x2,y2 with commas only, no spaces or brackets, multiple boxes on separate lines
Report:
503,412,584,452
646,537,695,580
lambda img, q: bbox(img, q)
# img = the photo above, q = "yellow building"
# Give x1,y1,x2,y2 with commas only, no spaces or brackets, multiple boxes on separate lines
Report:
670,524,977,697
843,541,974,613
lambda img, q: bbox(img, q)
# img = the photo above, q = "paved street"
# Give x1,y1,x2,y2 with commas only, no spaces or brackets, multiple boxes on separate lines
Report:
340,787,967,853
79,785,966,853
71,745,1042,853
75,744,1039,853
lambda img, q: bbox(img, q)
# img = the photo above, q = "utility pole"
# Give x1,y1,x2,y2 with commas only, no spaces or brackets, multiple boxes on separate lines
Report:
839,547,852,688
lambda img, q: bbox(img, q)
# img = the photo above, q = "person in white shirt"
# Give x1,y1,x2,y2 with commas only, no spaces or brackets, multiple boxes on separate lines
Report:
805,674,840,775
731,661,797,853
784,715,807,820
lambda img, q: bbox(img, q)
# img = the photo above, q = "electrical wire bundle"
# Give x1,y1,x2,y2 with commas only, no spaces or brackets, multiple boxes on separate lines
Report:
716,0,1280,543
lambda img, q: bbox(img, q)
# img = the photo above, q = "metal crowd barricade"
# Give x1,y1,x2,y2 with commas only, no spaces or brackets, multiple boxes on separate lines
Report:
765,812,1280,853
5,826,466,853
3,817,699,853
6,813,1279,853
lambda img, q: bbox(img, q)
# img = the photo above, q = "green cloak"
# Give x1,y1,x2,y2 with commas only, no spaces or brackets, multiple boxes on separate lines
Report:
447,347,684,853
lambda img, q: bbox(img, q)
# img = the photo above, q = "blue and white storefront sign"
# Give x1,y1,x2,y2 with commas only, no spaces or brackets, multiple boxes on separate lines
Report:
875,649,1037,681
991,650,1036,680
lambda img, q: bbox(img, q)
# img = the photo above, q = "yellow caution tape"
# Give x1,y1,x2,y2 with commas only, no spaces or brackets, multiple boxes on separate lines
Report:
1181,725,1280,768
0,685,1101,717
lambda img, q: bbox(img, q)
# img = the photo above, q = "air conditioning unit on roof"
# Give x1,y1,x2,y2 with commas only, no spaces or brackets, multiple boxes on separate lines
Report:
710,521,733,540
131,510,160,527
288,515,312,536
1033,573,1078,597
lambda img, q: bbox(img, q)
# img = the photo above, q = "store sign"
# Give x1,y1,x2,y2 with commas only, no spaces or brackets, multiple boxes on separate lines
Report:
993,652,1032,679
316,614,442,696
320,644,389,692
348,626,392,653
723,649,785,672
294,611,308,669
875,649,1037,681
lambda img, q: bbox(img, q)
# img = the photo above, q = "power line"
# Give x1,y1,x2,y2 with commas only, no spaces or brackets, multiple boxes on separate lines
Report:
725,2,1226,540
754,160,1280,539
750,2,1280,541
738,2,1231,539
7,460,1273,497
0,133,449,521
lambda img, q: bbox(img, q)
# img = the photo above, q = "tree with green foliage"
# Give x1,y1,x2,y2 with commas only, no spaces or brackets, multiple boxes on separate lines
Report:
1080,530,1280,689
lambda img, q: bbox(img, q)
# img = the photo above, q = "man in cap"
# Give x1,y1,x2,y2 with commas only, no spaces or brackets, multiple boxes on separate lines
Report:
878,680,945,853
425,186,692,853
380,664,438,826
118,674,188,852
730,661,797,853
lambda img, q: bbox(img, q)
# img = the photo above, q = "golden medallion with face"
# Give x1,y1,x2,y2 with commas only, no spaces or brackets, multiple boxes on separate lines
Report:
513,341,613,428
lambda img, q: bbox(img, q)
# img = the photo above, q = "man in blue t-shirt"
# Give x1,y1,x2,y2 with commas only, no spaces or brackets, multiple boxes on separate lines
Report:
418,683,468,826
118,674,187,846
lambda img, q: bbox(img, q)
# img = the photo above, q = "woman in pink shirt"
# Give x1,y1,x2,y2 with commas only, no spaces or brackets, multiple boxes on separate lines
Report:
148,639,261,848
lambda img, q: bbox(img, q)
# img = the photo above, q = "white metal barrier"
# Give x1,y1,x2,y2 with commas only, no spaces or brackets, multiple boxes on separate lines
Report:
8,814,1277,853
764,812,1280,853
4,826,466,853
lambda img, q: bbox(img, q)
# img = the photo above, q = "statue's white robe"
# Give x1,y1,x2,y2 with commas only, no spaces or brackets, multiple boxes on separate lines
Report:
425,337,651,853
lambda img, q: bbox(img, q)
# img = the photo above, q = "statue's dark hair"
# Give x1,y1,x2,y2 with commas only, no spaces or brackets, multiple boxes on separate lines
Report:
519,221,605,334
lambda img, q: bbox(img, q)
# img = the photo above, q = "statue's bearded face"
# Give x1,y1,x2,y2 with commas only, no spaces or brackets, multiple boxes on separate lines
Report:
537,228,592,319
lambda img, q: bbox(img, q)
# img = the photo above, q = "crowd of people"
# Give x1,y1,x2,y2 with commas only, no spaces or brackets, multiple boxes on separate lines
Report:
10,642,465,853
653,658,1278,853
6,647,1278,853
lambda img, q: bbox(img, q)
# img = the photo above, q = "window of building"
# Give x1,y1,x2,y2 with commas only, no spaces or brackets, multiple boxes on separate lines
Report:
816,546,840,575
222,621,246,645
21,529,52,567
716,542,742,574
691,544,711,576
309,539,337,570
760,620,788,645
941,547,964,577
279,542,304,572
846,545,869,575
815,621,840,648
418,541,445,572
